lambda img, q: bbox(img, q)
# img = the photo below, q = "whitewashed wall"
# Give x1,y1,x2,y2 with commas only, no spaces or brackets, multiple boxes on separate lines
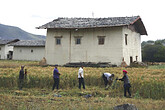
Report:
45,27,127,66
0,45,13,59
0,45,5,59
45,29,70,65
122,26,141,65
13,47,45,61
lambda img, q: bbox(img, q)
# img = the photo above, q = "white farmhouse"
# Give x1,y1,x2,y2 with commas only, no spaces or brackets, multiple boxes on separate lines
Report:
11,40,45,61
0,39,19,59
37,16,147,66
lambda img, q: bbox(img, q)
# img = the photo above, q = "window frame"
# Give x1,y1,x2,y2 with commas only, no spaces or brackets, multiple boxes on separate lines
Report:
74,36,82,45
56,38,61,45
98,36,105,45
125,34,128,45
54,36,62,45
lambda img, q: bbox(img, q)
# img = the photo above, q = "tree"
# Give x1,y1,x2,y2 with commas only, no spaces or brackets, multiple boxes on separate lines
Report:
142,43,165,62
141,40,154,48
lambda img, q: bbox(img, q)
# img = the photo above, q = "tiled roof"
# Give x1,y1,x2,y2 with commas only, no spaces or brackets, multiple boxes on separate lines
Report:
11,40,45,47
37,16,147,35
0,39,19,45
0,40,11,45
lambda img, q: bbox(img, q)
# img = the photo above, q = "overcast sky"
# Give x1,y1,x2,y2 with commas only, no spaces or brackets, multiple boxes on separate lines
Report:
0,0,164,41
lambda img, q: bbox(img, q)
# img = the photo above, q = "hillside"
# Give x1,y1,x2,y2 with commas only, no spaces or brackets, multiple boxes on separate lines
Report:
0,24,45,40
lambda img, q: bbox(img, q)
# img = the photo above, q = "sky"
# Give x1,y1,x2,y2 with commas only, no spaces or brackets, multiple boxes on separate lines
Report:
0,0,164,42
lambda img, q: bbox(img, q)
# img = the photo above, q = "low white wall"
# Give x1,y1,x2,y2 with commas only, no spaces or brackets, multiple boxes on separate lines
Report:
13,46,45,61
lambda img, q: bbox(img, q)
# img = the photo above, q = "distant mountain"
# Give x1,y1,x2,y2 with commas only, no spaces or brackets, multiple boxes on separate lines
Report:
0,24,45,40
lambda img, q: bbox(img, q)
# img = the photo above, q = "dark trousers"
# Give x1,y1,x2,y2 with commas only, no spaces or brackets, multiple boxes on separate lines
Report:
124,83,131,97
78,78,85,89
102,74,108,87
19,79,24,90
52,78,59,90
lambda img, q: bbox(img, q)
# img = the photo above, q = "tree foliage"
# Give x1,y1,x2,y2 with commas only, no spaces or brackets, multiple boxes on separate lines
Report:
142,41,165,62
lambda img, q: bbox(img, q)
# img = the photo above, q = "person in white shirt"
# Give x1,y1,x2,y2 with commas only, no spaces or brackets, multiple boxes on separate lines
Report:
78,66,85,89
102,73,114,89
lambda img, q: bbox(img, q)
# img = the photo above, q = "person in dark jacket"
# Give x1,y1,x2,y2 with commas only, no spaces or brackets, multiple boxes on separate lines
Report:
52,64,61,90
117,70,131,97
19,65,25,90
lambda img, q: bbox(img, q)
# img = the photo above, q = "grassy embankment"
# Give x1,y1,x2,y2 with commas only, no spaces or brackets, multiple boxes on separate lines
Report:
0,60,165,110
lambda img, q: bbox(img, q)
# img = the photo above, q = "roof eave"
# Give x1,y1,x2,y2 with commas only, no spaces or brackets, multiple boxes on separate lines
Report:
37,24,128,30
130,17,148,35
12,45,45,47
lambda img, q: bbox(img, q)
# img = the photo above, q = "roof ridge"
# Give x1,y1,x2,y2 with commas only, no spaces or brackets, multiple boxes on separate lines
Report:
53,16,139,20
37,16,147,35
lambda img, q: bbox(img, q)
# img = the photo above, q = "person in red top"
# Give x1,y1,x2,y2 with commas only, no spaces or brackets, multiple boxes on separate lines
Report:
117,70,131,98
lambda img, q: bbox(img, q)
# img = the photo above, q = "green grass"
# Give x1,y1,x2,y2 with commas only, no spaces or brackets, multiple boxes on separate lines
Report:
148,64,165,69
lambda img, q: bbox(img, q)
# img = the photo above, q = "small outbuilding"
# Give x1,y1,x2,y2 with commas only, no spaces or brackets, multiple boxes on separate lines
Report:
0,39,19,59
11,40,45,61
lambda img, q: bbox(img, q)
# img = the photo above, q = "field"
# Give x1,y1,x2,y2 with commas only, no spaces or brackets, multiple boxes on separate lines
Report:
0,60,165,110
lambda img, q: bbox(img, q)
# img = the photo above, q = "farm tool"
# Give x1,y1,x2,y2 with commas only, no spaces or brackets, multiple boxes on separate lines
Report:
105,77,119,90
111,77,119,89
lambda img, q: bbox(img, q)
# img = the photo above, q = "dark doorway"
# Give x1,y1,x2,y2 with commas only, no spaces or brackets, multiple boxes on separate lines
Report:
7,51,13,60
130,56,133,63
136,56,138,61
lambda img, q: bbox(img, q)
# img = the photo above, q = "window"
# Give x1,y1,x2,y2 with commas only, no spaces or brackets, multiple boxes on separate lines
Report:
125,34,128,45
56,38,61,45
75,38,81,44
31,49,33,53
55,36,62,45
74,36,82,45
98,36,105,45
